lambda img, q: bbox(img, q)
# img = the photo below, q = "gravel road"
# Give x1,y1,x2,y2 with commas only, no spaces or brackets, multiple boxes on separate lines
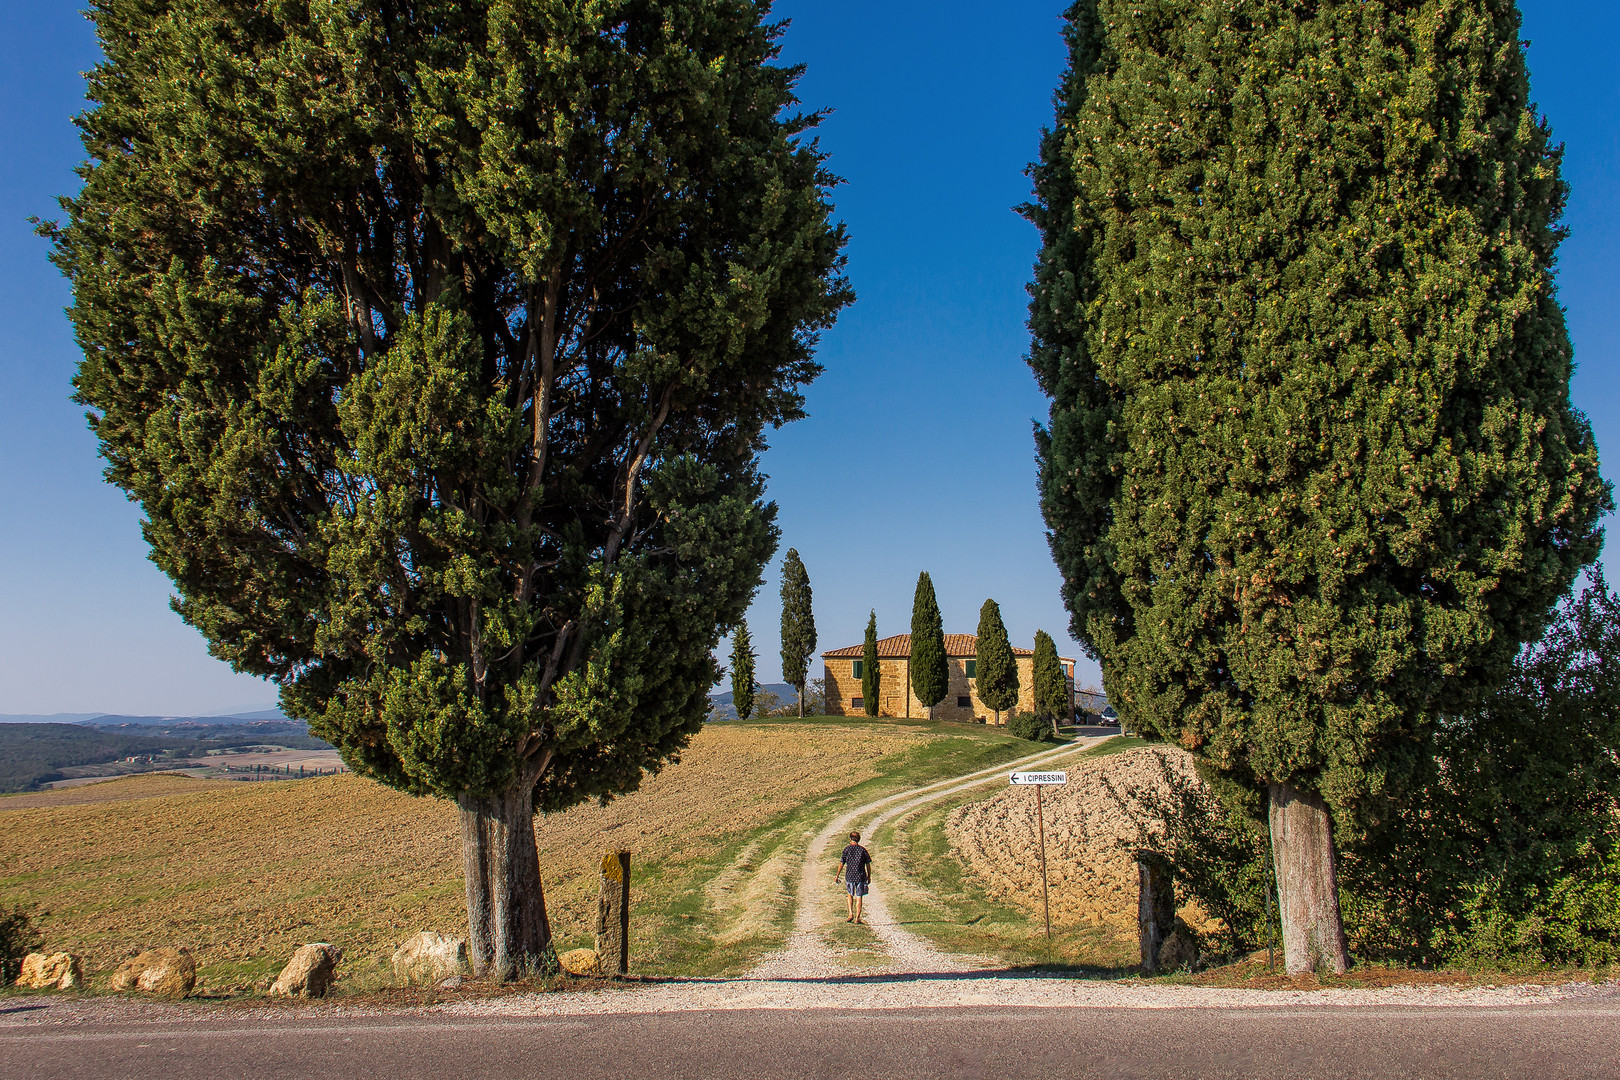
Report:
751,737,1106,980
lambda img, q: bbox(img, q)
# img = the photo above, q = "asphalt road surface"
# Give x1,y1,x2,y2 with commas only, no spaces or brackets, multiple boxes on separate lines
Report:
5,1001,1619,1080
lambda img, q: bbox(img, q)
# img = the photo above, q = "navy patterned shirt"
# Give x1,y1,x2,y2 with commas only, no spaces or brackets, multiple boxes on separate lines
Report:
840,843,871,885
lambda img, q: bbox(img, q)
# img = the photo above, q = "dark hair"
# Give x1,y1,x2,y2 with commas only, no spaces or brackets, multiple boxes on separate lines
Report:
850,831,860,841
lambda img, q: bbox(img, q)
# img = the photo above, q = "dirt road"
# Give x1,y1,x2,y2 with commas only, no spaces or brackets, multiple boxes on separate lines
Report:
751,736,1108,979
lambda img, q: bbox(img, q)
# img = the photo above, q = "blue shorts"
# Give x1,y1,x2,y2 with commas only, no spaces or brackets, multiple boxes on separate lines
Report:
845,880,868,897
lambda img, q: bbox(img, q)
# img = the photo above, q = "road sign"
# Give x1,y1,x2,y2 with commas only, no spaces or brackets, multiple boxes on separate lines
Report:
1009,770,1067,786
1009,768,1067,939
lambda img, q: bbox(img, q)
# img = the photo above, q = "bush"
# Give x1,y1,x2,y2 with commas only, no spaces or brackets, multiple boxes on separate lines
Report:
1340,575,1620,967
1007,711,1053,743
0,904,42,983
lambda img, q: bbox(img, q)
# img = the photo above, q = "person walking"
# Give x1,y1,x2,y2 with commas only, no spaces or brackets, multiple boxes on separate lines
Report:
835,830,872,924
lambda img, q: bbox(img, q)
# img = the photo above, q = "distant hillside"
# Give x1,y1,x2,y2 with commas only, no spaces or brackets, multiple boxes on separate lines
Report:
708,682,798,720
0,708,288,726
0,721,330,794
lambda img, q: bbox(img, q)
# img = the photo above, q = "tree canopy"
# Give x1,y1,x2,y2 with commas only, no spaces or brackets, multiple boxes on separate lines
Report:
861,611,880,717
779,548,816,716
1032,629,1068,729
909,571,948,709
974,600,1018,721
730,620,757,723
53,0,850,975
1026,0,1607,971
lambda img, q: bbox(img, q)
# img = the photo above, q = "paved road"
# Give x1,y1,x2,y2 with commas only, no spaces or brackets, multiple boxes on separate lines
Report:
5,1000,1619,1079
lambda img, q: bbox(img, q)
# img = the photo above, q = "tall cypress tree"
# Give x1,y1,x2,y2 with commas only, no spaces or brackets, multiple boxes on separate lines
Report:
909,571,949,712
730,620,756,723
1032,629,1068,737
861,610,881,717
779,549,816,717
1027,0,1608,973
974,600,1018,726
50,0,851,978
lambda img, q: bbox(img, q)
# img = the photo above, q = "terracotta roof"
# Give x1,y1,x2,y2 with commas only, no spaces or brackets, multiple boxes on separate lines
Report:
822,633,1034,659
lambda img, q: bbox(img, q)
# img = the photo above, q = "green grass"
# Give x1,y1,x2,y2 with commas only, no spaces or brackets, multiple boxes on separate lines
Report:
1076,735,1150,758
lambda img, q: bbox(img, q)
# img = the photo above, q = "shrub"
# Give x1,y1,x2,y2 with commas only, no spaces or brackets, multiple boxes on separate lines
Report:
0,904,42,983
1008,712,1053,743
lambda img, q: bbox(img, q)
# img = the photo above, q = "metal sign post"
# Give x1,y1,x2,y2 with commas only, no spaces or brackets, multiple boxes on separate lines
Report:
1009,770,1068,941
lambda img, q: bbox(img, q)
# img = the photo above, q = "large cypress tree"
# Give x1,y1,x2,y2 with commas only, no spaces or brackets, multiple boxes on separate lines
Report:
909,571,948,713
1027,0,1608,973
1032,629,1068,737
974,600,1018,726
730,620,757,723
861,610,881,717
51,0,850,978
778,549,816,717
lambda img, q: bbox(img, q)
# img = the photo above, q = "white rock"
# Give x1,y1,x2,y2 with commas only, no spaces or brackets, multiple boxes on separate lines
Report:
392,931,467,984
269,943,341,998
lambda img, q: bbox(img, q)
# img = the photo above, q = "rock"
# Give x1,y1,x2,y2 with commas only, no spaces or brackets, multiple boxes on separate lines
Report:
437,975,463,990
558,948,602,977
17,952,82,990
391,932,467,984
111,947,197,998
1156,926,1200,973
268,943,341,998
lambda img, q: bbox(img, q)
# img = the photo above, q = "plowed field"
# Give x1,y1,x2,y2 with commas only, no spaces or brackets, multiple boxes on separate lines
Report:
945,745,1212,933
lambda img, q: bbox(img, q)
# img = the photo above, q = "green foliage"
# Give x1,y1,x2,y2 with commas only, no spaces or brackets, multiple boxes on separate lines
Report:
862,611,881,717
1032,630,1068,727
0,904,42,983
1341,576,1620,967
51,0,851,817
909,572,948,708
1007,711,1053,743
778,549,816,715
974,600,1018,717
1121,579,1620,968
729,621,756,725
1026,0,1610,831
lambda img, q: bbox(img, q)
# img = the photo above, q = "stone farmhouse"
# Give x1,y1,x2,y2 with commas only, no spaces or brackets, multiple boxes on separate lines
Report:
821,634,1076,724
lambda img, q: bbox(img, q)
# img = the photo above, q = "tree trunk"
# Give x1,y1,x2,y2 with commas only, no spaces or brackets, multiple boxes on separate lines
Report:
798,684,804,718
458,772,553,980
1267,780,1349,975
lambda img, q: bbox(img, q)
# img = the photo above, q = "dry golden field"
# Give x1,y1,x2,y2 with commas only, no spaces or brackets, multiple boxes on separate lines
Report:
0,718,1028,990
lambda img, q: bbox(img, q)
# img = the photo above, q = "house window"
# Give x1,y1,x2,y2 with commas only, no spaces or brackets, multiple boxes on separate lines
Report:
957,696,971,708
852,660,864,679
964,660,976,678
851,697,864,709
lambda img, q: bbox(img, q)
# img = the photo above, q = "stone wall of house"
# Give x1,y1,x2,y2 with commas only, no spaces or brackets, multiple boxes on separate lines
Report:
822,655,1038,724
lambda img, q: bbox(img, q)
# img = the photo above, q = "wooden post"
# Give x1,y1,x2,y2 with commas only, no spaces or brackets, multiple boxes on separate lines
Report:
596,849,631,975
1136,851,1175,973
1036,785,1051,940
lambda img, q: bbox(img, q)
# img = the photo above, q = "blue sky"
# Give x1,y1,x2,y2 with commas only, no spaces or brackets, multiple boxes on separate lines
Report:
0,2,1615,715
